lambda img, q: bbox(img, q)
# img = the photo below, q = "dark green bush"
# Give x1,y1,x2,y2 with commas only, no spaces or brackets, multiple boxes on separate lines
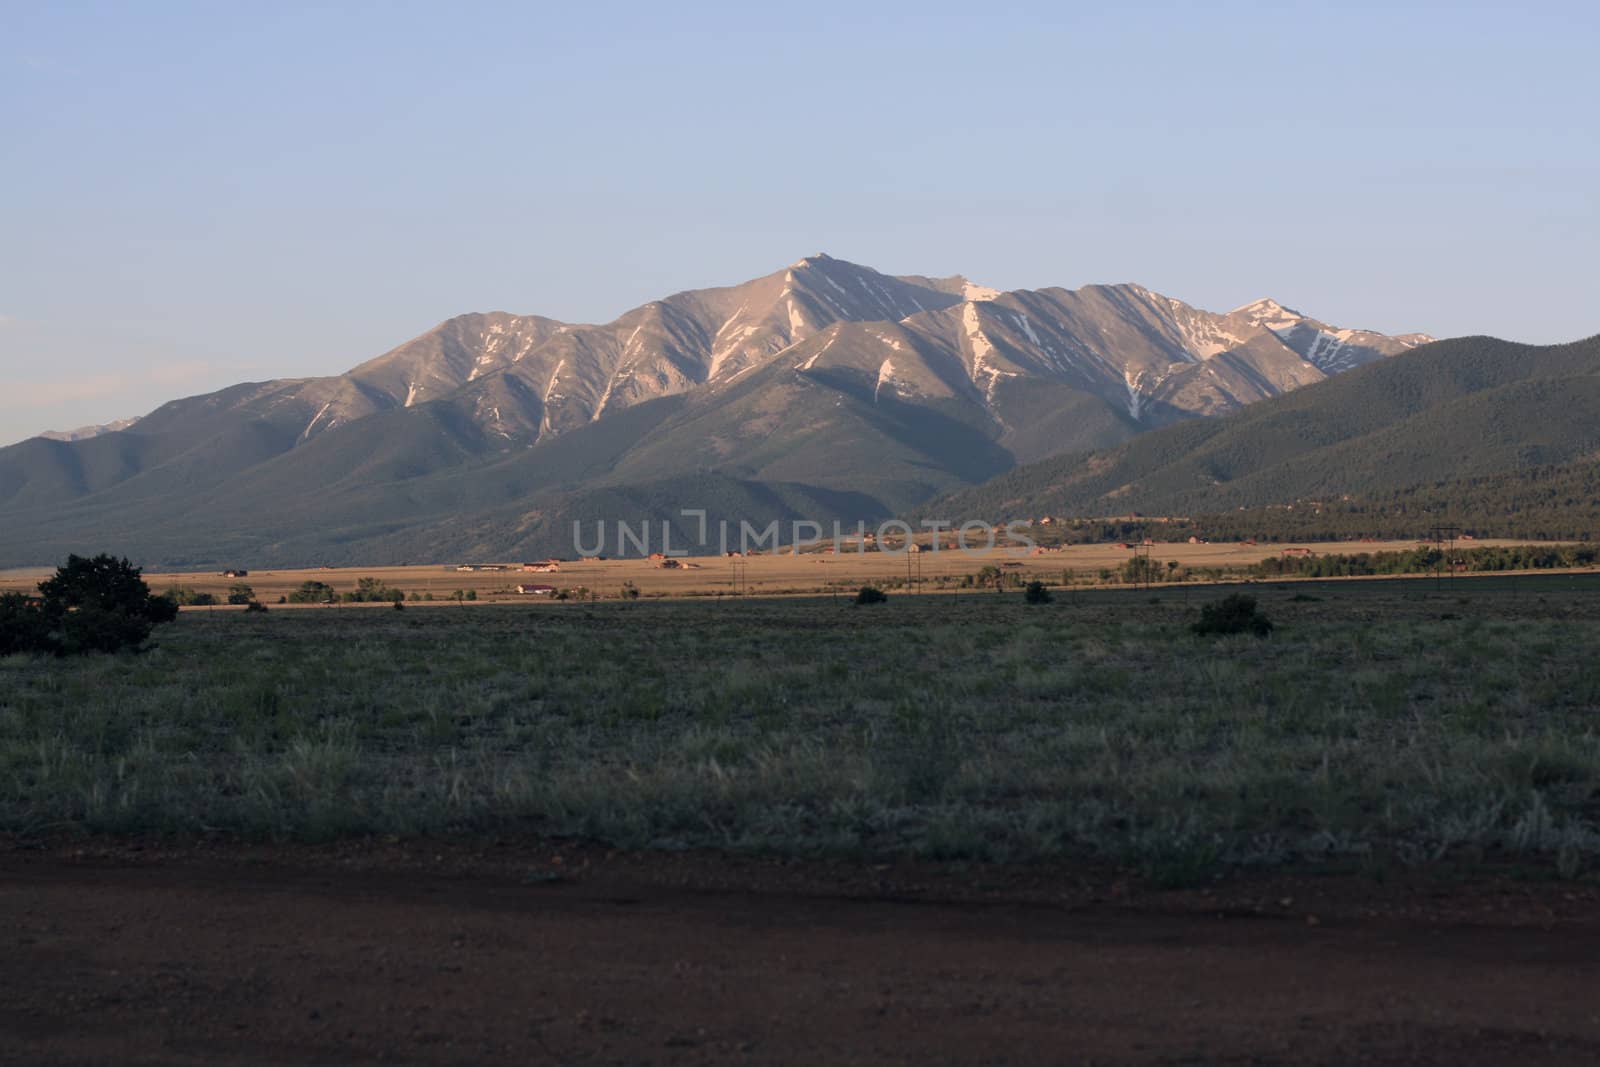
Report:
0,593,52,656
3,554,177,655
1192,594,1273,637
244,600,269,614
341,577,405,603
1024,581,1053,604
57,603,157,655
288,581,335,604
855,586,888,605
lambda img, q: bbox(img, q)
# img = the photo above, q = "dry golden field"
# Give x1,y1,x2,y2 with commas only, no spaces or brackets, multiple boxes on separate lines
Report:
0,538,1564,604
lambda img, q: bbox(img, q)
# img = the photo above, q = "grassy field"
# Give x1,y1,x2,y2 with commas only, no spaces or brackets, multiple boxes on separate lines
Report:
4,572,1599,882
0,538,1561,604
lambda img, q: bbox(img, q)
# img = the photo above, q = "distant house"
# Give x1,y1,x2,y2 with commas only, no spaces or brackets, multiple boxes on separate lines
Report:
647,552,666,561
221,568,249,578
581,555,606,562
1187,536,1206,545
522,561,560,573
456,565,478,572
1282,547,1314,558
515,583,556,595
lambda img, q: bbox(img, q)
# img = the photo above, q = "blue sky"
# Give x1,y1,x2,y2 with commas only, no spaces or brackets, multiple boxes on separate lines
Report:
3,1,1596,442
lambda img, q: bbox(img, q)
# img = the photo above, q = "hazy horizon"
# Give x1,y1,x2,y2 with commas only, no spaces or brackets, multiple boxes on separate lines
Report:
5,1,1597,443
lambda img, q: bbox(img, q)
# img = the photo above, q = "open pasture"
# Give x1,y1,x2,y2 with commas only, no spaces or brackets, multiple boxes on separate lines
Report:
0,538,1562,604
4,571,1599,878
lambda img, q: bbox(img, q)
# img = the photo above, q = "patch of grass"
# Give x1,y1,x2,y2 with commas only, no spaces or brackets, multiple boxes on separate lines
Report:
2,582,1600,876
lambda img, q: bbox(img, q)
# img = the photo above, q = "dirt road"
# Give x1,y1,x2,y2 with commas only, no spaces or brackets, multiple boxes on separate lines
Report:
3,840,1598,1065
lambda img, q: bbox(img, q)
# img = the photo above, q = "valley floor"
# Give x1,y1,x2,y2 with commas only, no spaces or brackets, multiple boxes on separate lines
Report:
0,538,1569,603
5,574,1600,1063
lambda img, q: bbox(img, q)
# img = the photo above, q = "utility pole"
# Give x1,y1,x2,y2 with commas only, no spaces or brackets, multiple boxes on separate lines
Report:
1132,541,1152,592
1429,524,1460,594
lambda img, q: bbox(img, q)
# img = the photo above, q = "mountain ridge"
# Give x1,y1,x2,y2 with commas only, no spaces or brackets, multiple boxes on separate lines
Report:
0,255,1435,567
917,333,1600,528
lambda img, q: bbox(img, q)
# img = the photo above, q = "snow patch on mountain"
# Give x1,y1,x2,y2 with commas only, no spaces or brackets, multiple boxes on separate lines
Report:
874,359,896,405
1124,371,1144,420
1014,312,1042,347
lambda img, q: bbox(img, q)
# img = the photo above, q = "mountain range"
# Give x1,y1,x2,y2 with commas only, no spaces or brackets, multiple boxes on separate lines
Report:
1,254,1437,567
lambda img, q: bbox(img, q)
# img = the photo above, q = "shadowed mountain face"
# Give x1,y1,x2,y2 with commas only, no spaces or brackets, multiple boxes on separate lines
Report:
919,334,1600,526
0,255,1432,567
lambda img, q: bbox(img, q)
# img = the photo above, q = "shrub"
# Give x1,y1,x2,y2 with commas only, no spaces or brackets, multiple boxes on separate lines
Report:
341,577,404,603
57,604,158,655
288,581,336,604
5,554,178,655
392,600,405,611
0,593,51,656
1192,594,1273,637
165,586,218,607
1024,581,1053,604
855,586,888,605
243,601,269,614
226,583,256,606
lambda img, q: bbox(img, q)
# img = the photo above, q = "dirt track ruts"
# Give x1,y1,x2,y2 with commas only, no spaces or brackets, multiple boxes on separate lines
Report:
4,841,1599,1065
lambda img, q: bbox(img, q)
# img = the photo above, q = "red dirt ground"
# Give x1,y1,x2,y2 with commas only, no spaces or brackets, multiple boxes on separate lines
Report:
3,838,1599,1065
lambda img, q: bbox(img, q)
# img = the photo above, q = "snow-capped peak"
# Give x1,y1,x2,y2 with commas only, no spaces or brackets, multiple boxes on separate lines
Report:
1231,297,1302,320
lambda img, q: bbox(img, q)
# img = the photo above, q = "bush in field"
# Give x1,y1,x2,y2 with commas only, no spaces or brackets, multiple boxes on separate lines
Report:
1024,581,1053,604
226,583,255,605
854,586,888,605
243,600,269,614
56,604,162,655
165,586,218,606
0,593,52,655
288,581,336,604
3,553,177,655
342,576,404,603
1192,594,1273,637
